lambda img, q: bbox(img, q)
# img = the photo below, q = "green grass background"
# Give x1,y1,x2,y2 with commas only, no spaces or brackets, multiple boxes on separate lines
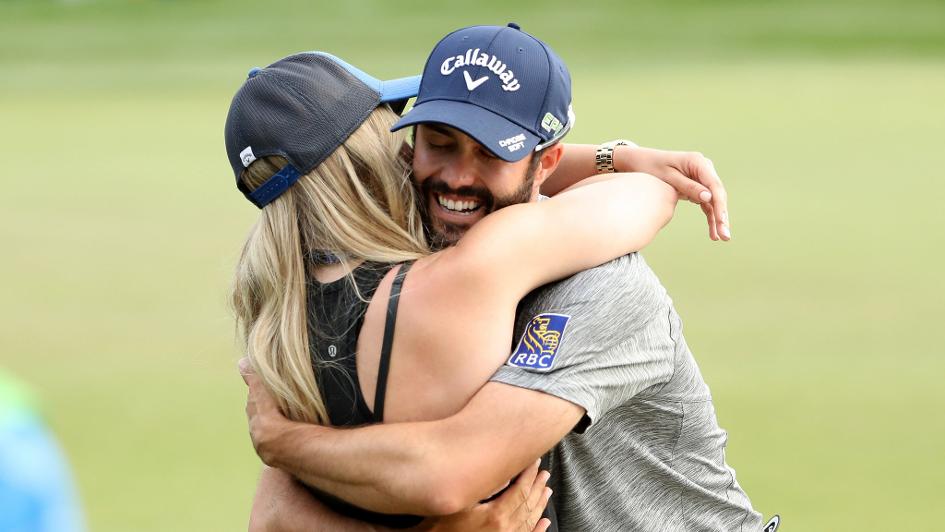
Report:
1,0,943,530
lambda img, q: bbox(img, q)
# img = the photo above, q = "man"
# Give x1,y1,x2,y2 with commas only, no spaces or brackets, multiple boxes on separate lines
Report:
243,24,759,530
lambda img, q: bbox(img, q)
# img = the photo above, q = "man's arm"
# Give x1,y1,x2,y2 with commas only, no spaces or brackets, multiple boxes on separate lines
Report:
247,370,582,517
249,467,383,532
548,143,731,240
249,463,554,532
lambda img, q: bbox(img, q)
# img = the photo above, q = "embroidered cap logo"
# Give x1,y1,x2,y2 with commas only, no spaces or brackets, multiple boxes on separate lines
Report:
440,48,521,92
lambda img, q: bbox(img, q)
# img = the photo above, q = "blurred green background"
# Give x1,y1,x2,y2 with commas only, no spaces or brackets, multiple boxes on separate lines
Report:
1,0,943,530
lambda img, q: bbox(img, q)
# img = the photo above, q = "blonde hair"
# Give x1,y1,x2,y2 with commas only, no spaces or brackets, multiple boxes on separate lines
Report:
231,106,429,424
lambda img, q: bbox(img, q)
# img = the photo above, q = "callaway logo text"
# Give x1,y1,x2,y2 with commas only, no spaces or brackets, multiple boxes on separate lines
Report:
440,48,521,92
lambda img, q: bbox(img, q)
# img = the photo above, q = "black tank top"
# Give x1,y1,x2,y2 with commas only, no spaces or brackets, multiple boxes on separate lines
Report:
307,261,421,528
307,261,559,531
308,261,403,426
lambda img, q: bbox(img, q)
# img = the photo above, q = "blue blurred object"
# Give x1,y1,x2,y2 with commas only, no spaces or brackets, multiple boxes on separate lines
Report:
0,370,84,532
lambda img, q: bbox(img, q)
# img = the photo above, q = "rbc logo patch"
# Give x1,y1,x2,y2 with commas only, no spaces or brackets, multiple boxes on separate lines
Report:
507,313,570,371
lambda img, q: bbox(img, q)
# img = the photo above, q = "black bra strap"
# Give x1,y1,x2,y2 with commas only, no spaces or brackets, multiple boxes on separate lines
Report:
374,261,413,423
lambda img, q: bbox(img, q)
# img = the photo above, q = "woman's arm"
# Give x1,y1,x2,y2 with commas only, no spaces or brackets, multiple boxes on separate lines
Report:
541,143,607,196
450,171,677,301
545,143,730,240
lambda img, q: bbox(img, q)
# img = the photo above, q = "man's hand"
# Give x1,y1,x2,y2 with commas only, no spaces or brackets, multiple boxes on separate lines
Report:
617,146,731,241
239,357,291,465
418,459,552,532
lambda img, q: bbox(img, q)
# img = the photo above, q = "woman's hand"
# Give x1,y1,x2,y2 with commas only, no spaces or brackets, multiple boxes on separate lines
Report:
416,459,553,532
616,146,731,241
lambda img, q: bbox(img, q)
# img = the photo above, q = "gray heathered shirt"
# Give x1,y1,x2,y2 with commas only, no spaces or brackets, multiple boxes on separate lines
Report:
491,253,762,531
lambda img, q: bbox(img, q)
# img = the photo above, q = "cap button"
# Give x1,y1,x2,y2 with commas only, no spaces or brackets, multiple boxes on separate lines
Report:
247,67,262,78
507,22,521,30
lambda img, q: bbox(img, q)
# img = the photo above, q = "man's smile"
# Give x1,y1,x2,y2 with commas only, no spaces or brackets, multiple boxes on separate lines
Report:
435,193,482,214
429,190,488,226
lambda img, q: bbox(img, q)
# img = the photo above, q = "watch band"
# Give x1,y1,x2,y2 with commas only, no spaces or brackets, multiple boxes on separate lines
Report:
595,139,637,174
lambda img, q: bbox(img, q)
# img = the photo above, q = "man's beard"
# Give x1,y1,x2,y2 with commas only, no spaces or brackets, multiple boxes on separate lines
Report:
415,166,536,252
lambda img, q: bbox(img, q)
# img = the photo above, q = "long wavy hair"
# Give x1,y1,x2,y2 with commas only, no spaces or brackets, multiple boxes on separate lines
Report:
231,106,429,424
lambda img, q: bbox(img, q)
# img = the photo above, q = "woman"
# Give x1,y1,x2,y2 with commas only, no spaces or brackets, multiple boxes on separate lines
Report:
227,52,681,530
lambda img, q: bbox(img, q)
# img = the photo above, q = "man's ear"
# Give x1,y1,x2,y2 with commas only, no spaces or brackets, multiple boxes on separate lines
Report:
531,143,565,191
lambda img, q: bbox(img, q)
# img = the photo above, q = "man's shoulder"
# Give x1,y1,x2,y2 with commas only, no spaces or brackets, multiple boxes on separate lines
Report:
521,252,666,309
567,252,656,283
498,252,679,426
513,252,672,347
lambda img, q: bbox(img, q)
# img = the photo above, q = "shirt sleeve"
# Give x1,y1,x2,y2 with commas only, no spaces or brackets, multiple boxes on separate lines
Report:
490,253,677,431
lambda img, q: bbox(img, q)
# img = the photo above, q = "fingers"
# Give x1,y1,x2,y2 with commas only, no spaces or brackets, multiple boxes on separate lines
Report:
526,471,550,517
695,156,730,240
509,459,540,512
501,460,538,505
700,201,720,241
532,516,552,532
505,460,547,531
635,147,732,241
512,459,541,492
686,177,712,205
523,484,551,532
241,360,280,417
238,357,254,385
475,461,552,532
677,152,730,241
665,168,711,204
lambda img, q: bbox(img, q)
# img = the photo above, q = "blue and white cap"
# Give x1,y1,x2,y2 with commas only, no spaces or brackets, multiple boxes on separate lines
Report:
392,23,574,162
225,52,420,208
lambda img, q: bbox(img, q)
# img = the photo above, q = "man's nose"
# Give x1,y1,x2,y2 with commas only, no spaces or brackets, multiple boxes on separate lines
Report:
439,157,479,190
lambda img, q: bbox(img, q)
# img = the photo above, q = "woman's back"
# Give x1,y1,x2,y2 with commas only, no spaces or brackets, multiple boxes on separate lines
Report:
313,251,520,425
308,262,397,426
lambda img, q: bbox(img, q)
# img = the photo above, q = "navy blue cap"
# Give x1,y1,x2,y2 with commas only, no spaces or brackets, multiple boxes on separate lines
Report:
225,52,420,208
392,24,574,162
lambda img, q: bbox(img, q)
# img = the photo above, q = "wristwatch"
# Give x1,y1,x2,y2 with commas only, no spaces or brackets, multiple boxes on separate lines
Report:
595,139,638,174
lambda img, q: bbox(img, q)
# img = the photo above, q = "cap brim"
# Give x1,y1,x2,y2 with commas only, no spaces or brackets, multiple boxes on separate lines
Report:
377,76,421,103
378,75,419,114
311,51,419,104
391,100,540,162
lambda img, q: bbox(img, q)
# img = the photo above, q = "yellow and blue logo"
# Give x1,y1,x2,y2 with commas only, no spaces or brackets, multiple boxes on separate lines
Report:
507,313,570,371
